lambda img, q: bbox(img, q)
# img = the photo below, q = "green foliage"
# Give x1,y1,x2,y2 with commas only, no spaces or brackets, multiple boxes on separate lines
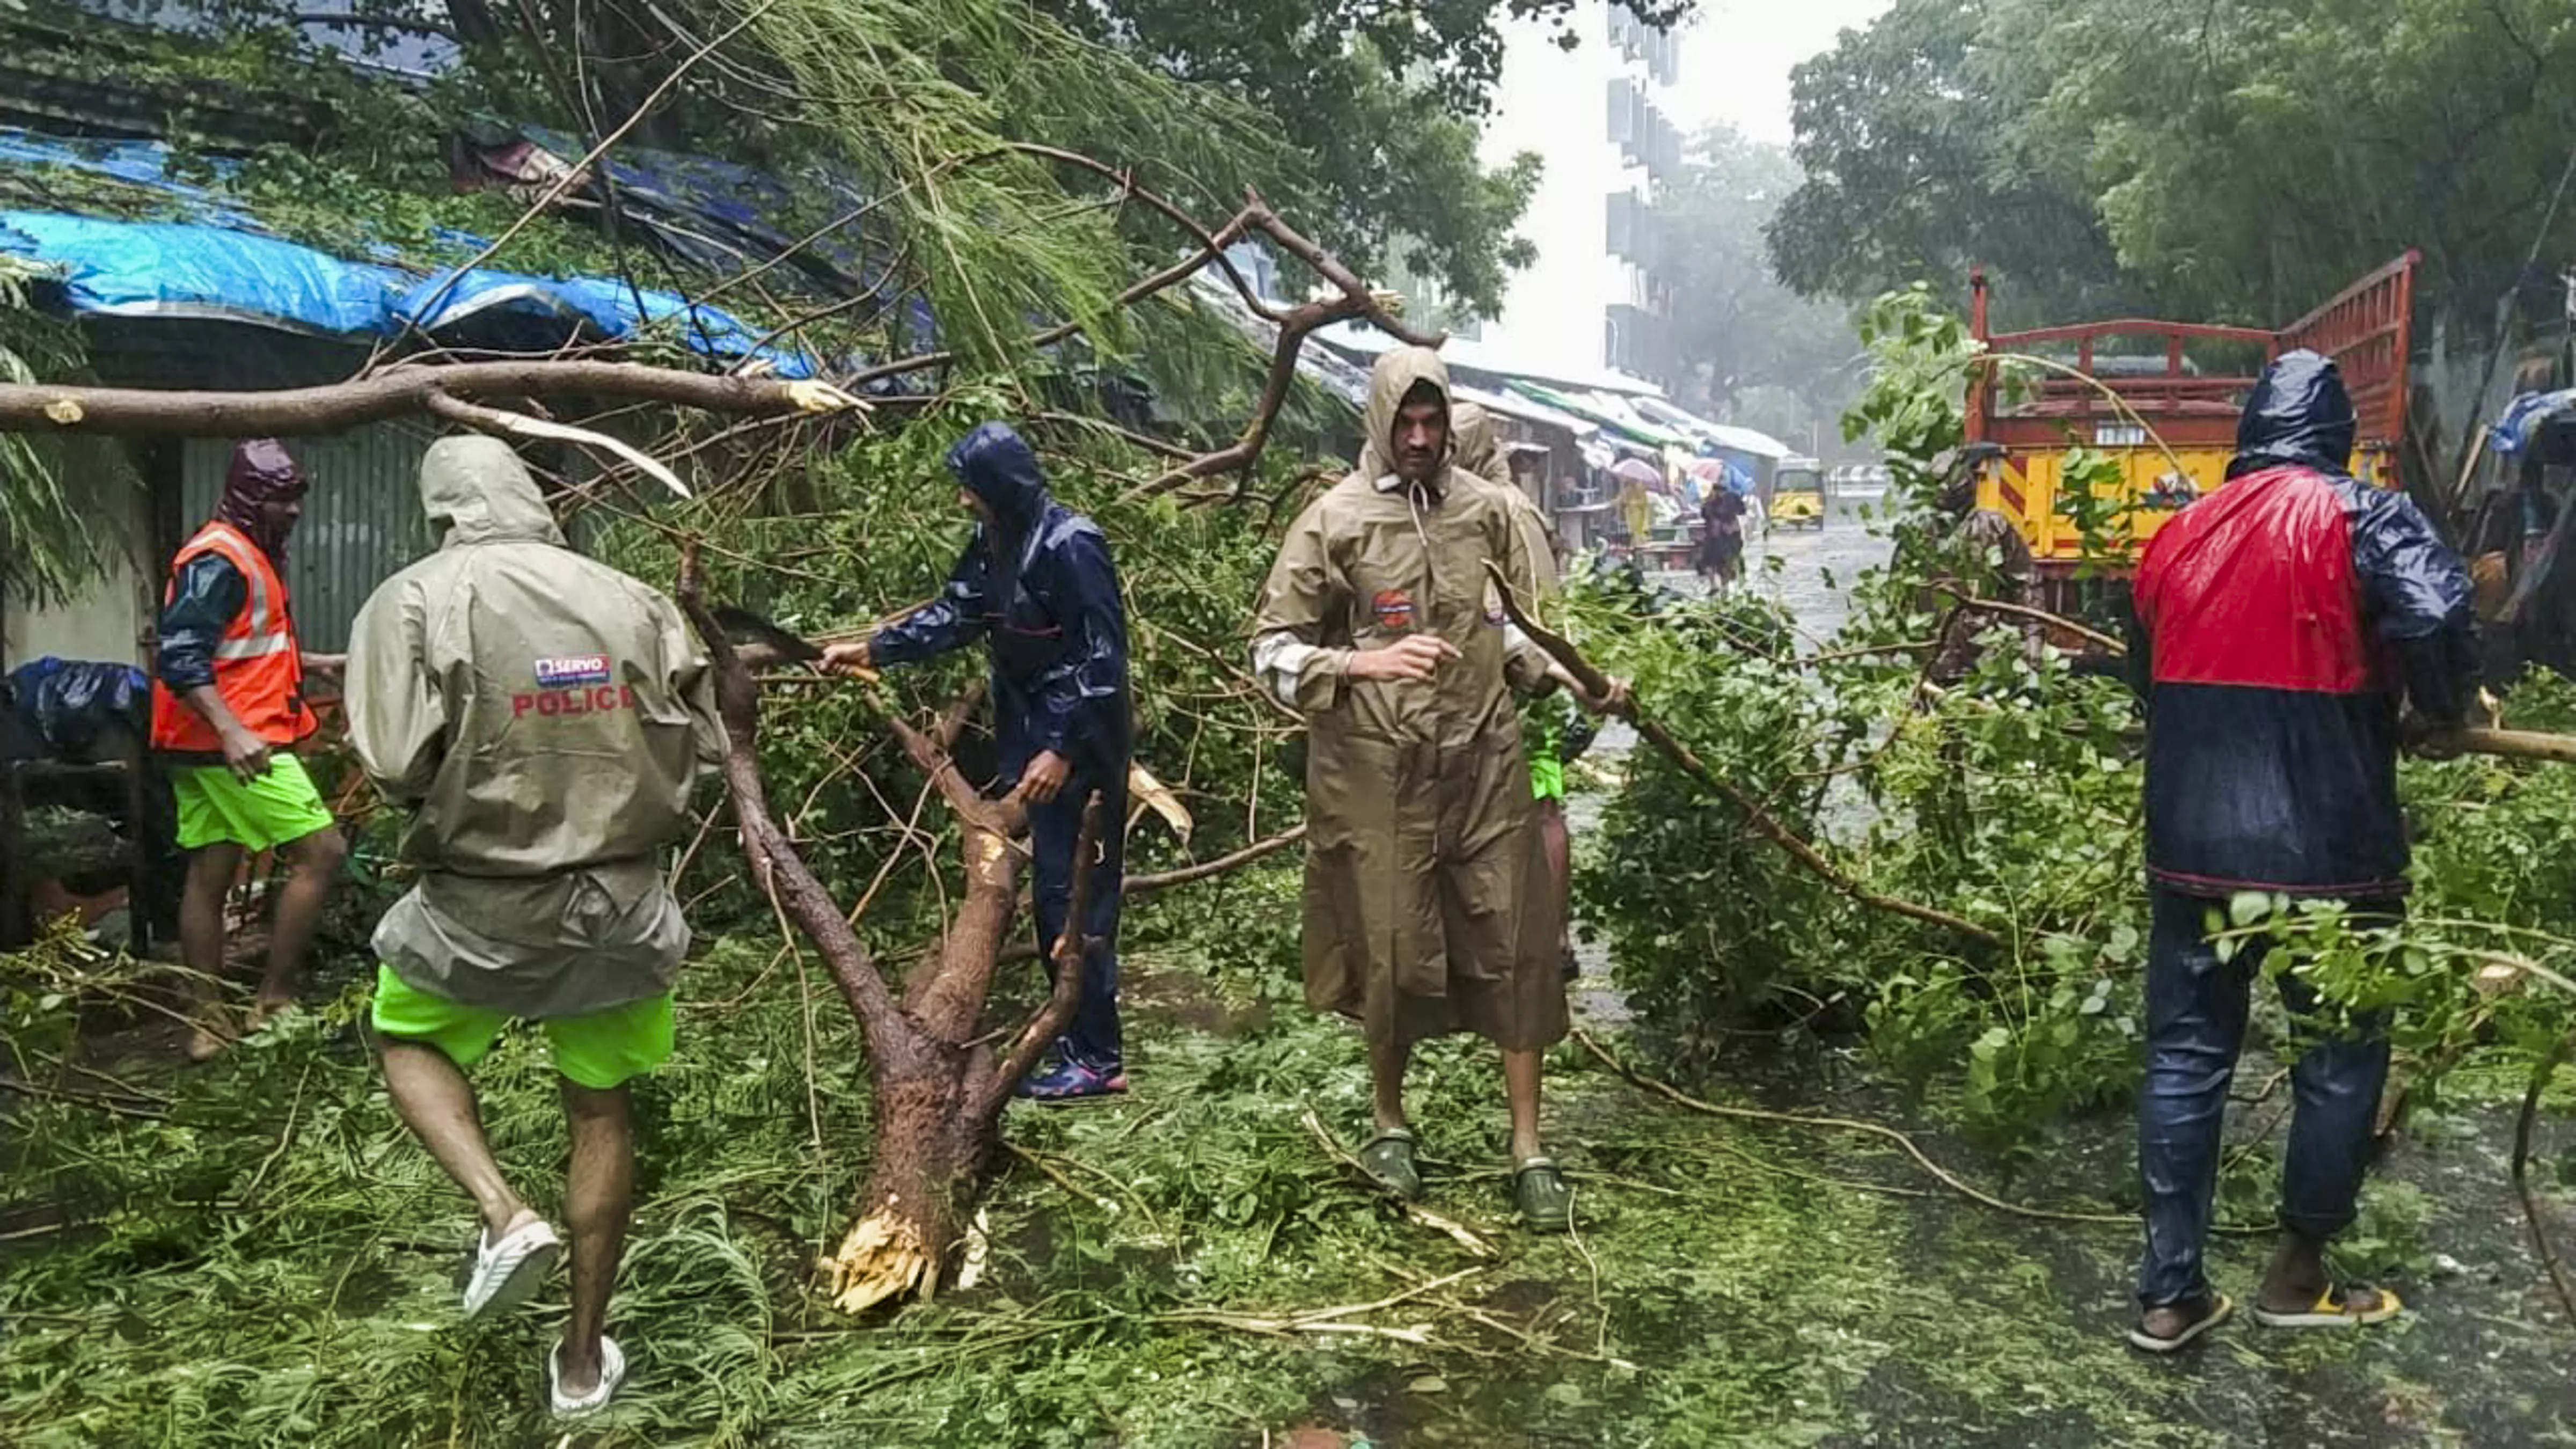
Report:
1031,2,1697,317
1775,0,2576,329
2009,0,2576,320
1575,582,1856,1066
0,256,141,602
1769,0,2141,324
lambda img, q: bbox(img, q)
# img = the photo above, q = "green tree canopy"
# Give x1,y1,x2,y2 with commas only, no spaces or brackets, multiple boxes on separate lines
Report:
1773,0,2576,334
1034,1,1698,317
1654,126,1858,448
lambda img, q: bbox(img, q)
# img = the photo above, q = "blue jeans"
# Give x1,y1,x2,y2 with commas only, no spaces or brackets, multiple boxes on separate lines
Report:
1027,763,1125,1068
2135,888,2392,1308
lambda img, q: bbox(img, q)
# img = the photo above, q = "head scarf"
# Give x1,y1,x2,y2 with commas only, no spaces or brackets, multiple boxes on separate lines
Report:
214,440,308,562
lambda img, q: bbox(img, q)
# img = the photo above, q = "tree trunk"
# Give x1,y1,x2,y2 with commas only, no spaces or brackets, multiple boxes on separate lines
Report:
823,1043,990,1311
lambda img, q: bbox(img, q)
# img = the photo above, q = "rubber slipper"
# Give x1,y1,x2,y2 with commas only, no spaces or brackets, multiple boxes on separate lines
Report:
463,1217,561,1320
2252,1284,2403,1329
1356,1129,1422,1202
2128,1293,2233,1353
550,1334,625,1418
1513,1155,1574,1233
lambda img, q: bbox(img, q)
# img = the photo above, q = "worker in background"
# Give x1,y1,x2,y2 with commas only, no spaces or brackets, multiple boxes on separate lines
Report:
1617,466,1655,561
1253,348,1623,1232
2123,351,2477,1352
1926,441,2041,691
345,435,724,1417
1917,442,2044,852
1696,482,1747,591
822,422,1134,1102
148,440,346,1061
1442,404,1595,983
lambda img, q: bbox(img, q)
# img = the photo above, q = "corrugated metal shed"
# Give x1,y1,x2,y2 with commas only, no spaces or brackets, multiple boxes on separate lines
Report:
179,422,437,652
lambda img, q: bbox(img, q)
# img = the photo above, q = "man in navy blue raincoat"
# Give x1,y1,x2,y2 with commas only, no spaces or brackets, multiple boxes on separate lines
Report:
824,423,1134,1101
2122,350,2476,1351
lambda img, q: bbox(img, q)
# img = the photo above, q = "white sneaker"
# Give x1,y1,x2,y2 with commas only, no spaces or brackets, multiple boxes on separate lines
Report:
550,1334,625,1418
462,1218,561,1320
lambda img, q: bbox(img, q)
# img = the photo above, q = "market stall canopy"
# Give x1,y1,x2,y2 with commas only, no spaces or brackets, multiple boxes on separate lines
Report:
1502,379,1692,451
1312,319,1665,398
1630,396,1794,459
1452,379,1599,439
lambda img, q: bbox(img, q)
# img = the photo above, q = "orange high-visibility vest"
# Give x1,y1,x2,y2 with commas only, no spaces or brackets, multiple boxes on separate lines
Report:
148,522,313,752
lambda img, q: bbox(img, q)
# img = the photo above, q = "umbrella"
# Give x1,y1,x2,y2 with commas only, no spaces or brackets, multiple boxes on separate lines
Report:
1611,457,1663,488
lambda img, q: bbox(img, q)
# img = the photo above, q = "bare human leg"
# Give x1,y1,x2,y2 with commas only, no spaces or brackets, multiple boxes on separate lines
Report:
557,1080,635,1396
1369,1033,1411,1137
380,1038,537,1241
250,825,347,1028
1502,1046,1545,1162
181,841,246,1062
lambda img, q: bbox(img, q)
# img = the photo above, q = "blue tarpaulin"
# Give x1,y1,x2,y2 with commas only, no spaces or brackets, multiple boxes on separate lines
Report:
0,211,406,334
2493,389,2576,458
0,208,818,372
0,126,832,372
398,269,816,378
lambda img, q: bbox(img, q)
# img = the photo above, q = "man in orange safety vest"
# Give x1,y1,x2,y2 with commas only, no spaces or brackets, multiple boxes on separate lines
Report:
148,440,347,1060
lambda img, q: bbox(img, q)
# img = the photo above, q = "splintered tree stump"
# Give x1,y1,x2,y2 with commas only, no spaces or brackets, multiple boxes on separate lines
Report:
820,1066,983,1311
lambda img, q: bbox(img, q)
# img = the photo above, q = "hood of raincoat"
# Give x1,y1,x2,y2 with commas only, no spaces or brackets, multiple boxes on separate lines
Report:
1361,397,1504,487
1452,401,1511,487
1361,346,1457,490
421,435,567,548
214,438,308,561
948,422,1049,530
2229,349,2357,479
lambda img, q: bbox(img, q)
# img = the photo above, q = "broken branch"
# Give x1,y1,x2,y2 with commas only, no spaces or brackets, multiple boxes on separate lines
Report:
0,360,858,437
1486,561,2003,949
979,793,1104,1116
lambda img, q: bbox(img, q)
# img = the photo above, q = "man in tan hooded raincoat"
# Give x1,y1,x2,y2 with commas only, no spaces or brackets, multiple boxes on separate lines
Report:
345,435,724,1418
1253,348,1616,1231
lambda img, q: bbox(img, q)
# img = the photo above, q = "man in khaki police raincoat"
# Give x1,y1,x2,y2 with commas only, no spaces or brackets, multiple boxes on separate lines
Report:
346,435,724,1418
1253,347,1619,1231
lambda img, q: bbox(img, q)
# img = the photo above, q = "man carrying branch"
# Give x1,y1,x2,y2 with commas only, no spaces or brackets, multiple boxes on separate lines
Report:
1253,347,1621,1232
823,422,1135,1102
2123,351,2477,1351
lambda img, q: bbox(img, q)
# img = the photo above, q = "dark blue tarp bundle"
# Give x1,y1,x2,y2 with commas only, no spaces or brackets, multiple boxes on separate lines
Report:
4,657,152,762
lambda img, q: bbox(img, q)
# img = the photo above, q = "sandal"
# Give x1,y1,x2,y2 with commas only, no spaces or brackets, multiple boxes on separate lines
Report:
2128,1292,2233,1353
1356,1128,1422,1202
2252,1284,2403,1330
1513,1155,1574,1233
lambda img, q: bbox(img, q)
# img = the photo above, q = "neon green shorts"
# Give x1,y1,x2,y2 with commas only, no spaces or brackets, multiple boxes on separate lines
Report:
170,755,336,853
368,965,675,1090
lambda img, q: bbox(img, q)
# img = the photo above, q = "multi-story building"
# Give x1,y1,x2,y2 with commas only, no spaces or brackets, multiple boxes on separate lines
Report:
1476,1,1684,388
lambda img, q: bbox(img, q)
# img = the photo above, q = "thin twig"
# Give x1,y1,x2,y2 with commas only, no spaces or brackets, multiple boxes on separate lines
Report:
1576,1027,2130,1226
2511,1033,2576,1323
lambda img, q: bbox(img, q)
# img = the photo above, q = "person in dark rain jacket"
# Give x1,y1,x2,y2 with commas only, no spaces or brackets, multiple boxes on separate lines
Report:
823,422,1135,1101
2123,350,2477,1352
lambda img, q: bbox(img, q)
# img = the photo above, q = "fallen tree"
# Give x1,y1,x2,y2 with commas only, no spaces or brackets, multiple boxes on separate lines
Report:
681,548,1099,1309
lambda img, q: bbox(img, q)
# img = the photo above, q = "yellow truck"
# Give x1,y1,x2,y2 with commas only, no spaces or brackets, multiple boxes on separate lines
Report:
1968,253,2420,609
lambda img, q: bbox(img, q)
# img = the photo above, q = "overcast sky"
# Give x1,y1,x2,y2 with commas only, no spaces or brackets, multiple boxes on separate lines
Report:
1668,0,1893,145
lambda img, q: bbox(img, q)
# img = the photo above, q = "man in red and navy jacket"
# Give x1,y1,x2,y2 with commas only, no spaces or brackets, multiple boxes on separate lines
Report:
2123,350,2476,1351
